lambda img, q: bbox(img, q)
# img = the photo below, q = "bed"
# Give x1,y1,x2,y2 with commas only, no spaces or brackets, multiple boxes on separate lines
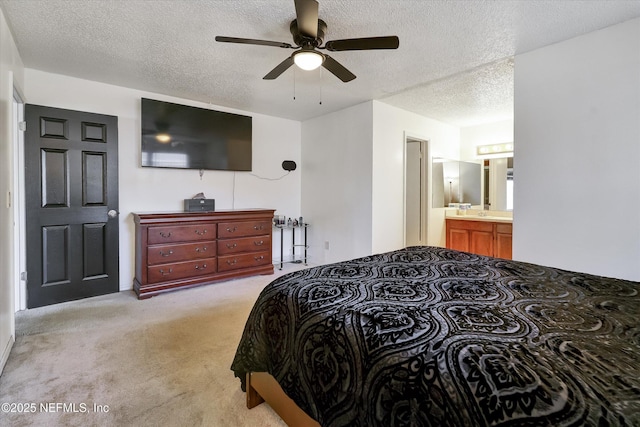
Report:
231,246,640,426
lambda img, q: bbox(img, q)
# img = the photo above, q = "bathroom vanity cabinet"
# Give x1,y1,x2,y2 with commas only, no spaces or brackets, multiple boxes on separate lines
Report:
445,218,512,259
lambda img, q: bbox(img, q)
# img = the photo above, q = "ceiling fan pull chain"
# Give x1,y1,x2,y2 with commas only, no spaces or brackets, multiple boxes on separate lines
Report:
319,67,322,105
293,67,296,100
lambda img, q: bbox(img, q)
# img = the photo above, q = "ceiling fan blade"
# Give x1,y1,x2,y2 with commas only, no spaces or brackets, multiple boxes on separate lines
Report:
294,0,319,38
322,55,356,82
216,36,293,49
263,56,295,80
324,36,399,51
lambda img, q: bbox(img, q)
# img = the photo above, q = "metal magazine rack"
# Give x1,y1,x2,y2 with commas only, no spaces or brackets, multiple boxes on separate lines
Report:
273,223,309,270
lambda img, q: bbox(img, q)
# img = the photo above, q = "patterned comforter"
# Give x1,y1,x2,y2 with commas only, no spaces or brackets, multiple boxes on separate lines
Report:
231,246,640,426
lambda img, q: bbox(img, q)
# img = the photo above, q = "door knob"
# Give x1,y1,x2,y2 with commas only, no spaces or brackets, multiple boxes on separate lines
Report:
107,209,119,219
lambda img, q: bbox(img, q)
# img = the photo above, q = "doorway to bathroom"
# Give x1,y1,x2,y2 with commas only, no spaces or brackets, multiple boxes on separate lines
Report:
404,136,429,247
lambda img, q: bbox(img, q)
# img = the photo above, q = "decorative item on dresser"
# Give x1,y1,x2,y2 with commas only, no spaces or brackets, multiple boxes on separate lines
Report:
133,209,274,299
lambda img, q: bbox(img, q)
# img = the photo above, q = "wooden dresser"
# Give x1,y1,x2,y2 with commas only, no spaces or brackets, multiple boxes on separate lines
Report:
133,209,275,299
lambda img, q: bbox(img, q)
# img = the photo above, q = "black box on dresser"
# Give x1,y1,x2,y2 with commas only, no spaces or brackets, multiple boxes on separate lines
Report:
184,198,215,212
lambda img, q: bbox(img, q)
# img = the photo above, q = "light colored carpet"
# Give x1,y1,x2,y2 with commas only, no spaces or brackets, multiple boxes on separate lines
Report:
0,266,308,427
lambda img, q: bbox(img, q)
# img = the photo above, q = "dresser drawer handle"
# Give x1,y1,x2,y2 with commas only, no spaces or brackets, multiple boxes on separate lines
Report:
195,229,207,236
159,231,172,238
254,240,264,246
159,268,173,276
159,250,174,257
226,243,238,249
195,264,207,270
254,225,264,230
254,255,264,261
195,247,208,252
226,226,238,233
226,259,238,265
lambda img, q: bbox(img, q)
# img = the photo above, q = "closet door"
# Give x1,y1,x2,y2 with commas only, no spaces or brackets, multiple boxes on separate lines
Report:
25,104,119,308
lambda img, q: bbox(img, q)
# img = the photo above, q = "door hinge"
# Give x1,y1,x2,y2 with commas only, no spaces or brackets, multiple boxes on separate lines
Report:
20,271,27,281
18,121,26,132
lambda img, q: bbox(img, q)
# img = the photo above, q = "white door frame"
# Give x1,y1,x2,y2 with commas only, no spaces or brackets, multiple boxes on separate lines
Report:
13,86,26,311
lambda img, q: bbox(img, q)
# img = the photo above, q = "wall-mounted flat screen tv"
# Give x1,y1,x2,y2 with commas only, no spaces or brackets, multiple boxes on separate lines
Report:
141,98,252,171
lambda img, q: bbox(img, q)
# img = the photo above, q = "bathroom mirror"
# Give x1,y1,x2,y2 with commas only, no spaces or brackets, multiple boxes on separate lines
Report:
432,158,481,208
484,157,514,211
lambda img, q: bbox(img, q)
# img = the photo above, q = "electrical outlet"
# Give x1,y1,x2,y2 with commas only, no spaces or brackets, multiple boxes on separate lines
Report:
324,241,330,250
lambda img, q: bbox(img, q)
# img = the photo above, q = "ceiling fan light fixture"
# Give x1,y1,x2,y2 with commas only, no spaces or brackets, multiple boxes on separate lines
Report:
293,50,324,70
155,133,171,143
216,0,399,82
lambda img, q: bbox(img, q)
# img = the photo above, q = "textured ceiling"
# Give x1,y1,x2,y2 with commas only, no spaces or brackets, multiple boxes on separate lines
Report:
2,0,640,126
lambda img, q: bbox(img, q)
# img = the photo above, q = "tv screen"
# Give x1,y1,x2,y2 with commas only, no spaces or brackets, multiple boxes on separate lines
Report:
141,98,252,171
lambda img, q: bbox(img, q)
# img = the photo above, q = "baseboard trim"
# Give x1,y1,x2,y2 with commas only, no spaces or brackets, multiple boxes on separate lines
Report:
0,335,15,376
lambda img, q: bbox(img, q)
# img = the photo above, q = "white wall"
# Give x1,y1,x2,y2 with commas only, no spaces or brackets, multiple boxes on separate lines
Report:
301,101,374,265
300,101,461,265
0,6,25,374
514,17,640,281
24,69,302,293
372,101,460,252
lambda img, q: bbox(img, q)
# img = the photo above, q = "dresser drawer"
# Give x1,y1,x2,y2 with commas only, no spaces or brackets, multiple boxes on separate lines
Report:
218,251,271,272
148,241,216,265
218,220,271,239
217,235,270,255
147,258,217,284
148,223,217,244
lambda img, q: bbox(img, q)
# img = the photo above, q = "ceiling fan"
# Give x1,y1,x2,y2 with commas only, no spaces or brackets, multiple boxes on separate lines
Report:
215,0,399,82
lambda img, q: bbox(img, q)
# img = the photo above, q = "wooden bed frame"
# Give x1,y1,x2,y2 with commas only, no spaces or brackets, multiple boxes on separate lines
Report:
246,372,320,427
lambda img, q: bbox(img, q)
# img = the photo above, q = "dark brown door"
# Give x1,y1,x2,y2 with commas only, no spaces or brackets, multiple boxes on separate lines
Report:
25,104,119,308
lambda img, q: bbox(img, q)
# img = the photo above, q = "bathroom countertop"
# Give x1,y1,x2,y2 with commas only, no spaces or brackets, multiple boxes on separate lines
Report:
445,213,513,223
